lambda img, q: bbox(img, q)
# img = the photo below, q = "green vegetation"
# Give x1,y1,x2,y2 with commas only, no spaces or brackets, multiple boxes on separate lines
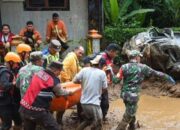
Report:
103,0,180,45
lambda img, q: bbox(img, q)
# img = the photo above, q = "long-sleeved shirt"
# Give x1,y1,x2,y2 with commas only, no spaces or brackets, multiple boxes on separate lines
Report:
60,52,81,82
46,20,67,41
20,69,69,111
119,60,170,95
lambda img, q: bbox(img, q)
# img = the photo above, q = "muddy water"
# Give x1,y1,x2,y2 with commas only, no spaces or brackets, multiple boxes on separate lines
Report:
109,95,180,130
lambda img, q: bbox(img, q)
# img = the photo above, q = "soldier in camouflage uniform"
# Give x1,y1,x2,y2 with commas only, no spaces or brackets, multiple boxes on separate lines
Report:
16,51,44,97
115,50,175,130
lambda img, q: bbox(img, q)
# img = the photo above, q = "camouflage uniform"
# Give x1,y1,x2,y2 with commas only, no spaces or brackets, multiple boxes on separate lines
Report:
116,50,174,130
16,63,43,97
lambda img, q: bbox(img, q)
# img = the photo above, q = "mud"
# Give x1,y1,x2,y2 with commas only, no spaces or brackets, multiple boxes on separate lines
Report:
62,79,180,130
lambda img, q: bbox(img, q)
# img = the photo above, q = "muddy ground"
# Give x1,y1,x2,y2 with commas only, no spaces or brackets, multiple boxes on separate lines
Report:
62,78,180,130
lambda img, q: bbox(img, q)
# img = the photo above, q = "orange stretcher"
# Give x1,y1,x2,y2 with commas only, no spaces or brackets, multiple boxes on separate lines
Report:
50,82,81,111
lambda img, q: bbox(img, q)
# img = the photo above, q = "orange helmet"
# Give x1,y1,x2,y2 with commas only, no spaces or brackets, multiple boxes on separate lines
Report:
4,52,21,63
16,44,32,53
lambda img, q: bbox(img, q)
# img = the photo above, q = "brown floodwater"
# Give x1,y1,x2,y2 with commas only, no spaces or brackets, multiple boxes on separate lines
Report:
109,95,180,130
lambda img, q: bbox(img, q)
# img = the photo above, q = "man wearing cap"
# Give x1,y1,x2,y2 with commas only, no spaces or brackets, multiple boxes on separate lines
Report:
16,51,44,98
73,55,108,130
42,39,61,68
115,50,176,130
19,61,72,130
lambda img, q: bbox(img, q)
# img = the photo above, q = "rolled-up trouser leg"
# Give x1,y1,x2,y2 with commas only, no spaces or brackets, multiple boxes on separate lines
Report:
100,90,109,119
79,104,103,130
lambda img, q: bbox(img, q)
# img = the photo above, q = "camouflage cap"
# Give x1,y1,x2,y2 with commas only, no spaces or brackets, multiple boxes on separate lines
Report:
30,51,44,62
128,50,143,57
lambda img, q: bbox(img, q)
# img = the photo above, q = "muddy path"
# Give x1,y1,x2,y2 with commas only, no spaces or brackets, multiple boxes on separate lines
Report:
62,79,180,130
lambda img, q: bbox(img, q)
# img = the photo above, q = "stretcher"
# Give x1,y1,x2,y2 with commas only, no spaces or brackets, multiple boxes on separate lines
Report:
50,82,81,111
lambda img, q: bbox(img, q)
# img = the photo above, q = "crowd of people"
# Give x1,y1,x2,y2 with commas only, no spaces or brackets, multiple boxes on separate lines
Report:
0,12,176,130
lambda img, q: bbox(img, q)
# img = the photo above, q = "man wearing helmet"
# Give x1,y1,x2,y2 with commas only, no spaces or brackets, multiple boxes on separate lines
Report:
16,51,44,98
16,43,32,67
115,50,176,130
42,39,61,68
0,52,22,130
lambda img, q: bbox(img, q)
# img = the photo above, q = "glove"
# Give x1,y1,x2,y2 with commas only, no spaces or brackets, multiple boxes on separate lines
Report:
168,76,176,85
112,76,120,84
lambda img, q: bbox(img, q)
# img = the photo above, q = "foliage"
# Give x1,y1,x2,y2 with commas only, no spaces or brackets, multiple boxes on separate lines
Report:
103,0,154,24
103,26,146,45
136,0,180,27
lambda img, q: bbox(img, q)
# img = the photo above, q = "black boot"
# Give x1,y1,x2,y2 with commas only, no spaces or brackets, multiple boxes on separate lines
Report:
127,116,136,130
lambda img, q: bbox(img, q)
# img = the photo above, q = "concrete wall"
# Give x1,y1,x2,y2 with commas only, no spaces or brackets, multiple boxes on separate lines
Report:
1,0,88,43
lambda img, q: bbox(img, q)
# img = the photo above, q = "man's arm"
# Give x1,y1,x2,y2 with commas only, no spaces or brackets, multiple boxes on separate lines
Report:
53,83,70,96
61,56,73,82
72,70,83,84
143,64,175,84
0,72,14,91
102,72,108,92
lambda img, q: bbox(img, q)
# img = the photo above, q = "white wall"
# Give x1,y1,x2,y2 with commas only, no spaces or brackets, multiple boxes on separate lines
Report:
1,0,88,43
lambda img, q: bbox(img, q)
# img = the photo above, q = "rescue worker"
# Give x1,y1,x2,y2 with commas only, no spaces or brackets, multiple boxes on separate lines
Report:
73,55,108,130
0,52,22,130
100,43,119,121
46,13,68,52
57,46,84,124
16,51,44,98
115,50,176,130
19,61,73,130
19,21,42,50
42,39,61,68
0,24,14,63
16,43,32,67
60,46,84,82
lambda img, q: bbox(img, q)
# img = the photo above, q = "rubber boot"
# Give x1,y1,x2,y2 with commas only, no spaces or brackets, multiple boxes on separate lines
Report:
127,116,136,130
116,120,128,130
76,121,90,130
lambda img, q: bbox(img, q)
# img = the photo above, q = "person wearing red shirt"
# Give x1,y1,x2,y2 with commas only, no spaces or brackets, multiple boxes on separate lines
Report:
100,43,119,121
0,24,14,63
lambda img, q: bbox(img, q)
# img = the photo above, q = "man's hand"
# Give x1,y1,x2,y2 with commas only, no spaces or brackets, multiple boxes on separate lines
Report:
4,42,10,48
112,76,120,84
